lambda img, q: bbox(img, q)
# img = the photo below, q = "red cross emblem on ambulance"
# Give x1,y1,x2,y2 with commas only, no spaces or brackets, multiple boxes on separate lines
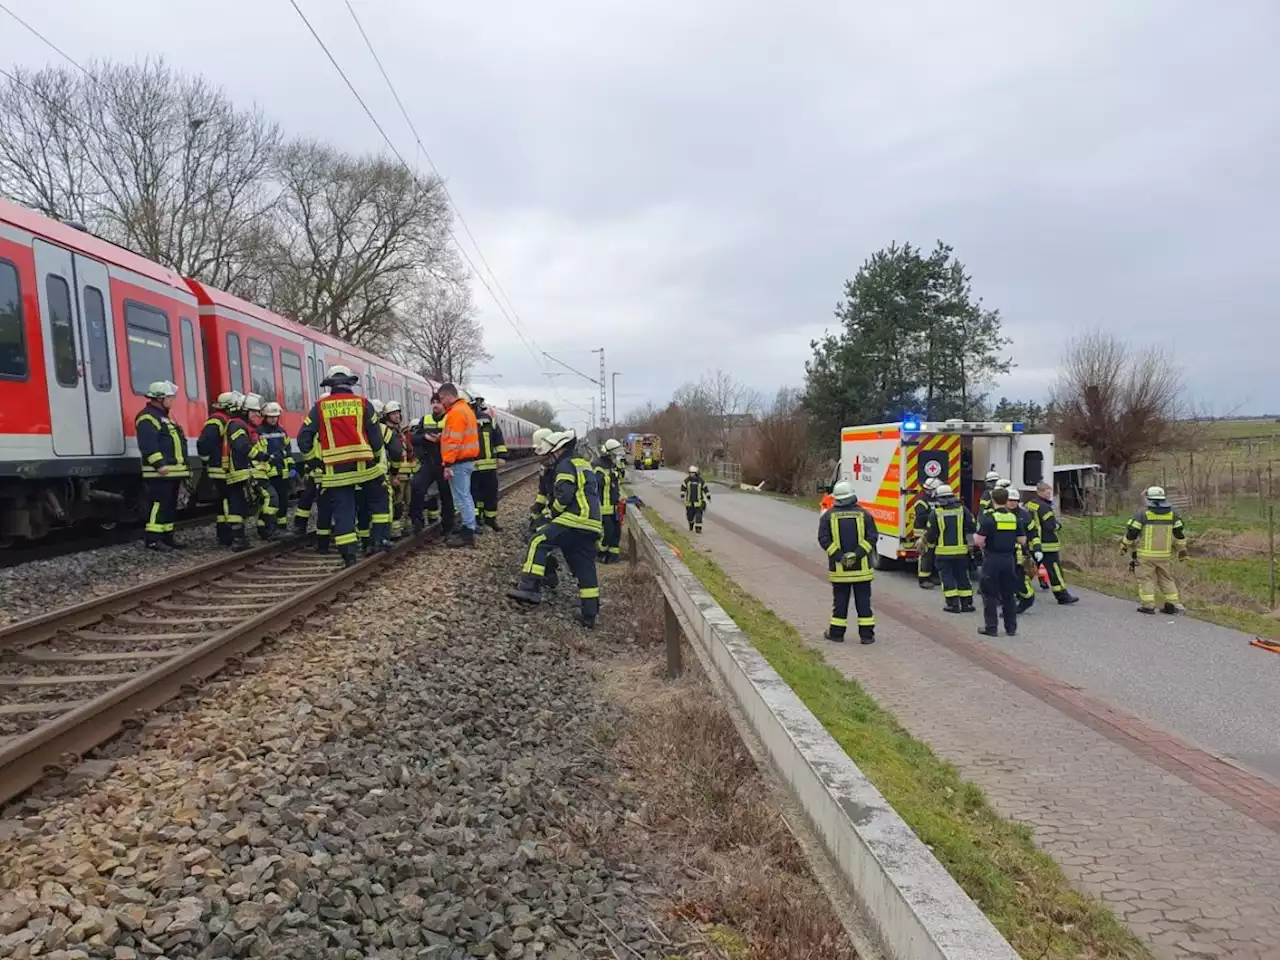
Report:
852,456,862,479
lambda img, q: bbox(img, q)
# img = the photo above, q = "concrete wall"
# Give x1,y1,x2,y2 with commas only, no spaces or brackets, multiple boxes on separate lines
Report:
625,511,1020,960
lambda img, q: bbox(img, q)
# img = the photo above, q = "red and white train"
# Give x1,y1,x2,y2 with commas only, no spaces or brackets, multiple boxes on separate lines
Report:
0,197,537,545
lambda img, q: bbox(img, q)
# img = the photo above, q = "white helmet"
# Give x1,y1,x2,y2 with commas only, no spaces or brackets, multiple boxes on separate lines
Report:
934,483,954,498
688,465,699,474
371,398,384,415
996,478,1011,489
262,401,283,417
602,438,623,454
325,364,355,383
242,393,263,413
550,429,575,454
215,391,240,410
985,471,1001,483
383,400,402,416
534,430,557,456
146,380,178,399
832,480,856,503
923,477,941,492
1145,485,1167,503
1007,487,1021,501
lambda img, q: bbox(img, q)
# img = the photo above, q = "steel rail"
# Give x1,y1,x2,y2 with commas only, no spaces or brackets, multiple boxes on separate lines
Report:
0,462,540,804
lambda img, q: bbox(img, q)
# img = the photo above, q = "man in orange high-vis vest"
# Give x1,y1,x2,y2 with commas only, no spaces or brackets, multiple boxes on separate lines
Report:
437,382,480,547
297,365,388,567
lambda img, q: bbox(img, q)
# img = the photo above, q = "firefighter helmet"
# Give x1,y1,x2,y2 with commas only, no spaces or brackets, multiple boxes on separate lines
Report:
383,400,402,416
551,430,575,454
215,391,239,410
996,478,1011,489
1145,485,1167,503
262,401,283,417
1007,487,1021,501
688,465,699,474
242,393,263,413
323,364,357,385
934,484,954,498
146,380,178,399
985,471,1001,482
602,438,623,454
832,480,856,503
370,399,384,416
923,477,940,492
533,429,557,456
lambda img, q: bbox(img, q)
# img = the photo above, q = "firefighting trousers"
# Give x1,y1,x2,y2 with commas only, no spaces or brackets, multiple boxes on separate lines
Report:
314,488,333,546
981,554,1019,634
935,555,974,608
598,513,620,560
294,476,319,530
472,467,499,524
411,465,454,530
212,479,231,544
1041,548,1069,595
522,524,599,618
917,542,937,581
829,581,874,639
1136,557,1179,609
256,478,290,536
144,478,180,540
685,505,704,532
222,482,250,543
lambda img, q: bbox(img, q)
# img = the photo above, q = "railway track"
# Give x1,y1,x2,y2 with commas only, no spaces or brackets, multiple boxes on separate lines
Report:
0,507,219,569
0,462,540,805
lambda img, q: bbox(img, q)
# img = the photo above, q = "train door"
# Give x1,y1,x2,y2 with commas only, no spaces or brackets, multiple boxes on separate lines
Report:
303,339,318,406
32,241,125,457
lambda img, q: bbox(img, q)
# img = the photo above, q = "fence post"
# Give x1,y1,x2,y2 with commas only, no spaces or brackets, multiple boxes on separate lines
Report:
1088,511,1096,566
1269,504,1276,612
663,596,682,678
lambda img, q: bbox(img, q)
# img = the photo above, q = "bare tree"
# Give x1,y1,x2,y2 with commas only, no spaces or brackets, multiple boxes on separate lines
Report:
1050,331,1184,488
0,60,280,289
507,400,562,430
260,139,451,349
390,278,489,383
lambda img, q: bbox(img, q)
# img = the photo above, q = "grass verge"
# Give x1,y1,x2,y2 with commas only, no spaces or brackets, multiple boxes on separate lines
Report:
642,507,1149,960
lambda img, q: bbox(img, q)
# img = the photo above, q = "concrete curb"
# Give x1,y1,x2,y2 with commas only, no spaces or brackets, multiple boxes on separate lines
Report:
625,510,1020,960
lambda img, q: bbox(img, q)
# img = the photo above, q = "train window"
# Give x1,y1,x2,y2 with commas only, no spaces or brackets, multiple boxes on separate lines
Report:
82,286,111,392
393,384,403,408
280,349,305,411
0,260,27,380
247,339,277,402
180,318,199,400
306,355,317,400
226,332,244,393
46,275,79,387
124,301,173,395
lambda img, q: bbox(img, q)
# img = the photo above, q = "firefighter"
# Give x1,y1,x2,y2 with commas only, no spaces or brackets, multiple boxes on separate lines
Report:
409,394,454,535
914,477,942,588
222,394,255,552
296,365,387,567
471,398,507,532
292,442,323,535
974,487,1027,637
1006,488,1038,613
378,401,406,539
924,483,976,613
1123,486,1188,615
977,471,1002,515
1028,481,1079,605
197,391,240,545
527,428,561,589
395,402,418,534
594,438,624,563
681,465,710,532
249,400,292,539
356,399,386,551
817,480,878,644
508,430,602,627
136,380,189,551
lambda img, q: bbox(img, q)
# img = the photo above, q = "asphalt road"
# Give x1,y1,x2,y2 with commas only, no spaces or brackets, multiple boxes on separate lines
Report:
633,467,1280,783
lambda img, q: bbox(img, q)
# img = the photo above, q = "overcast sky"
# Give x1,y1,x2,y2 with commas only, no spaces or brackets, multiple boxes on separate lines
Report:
8,0,1278,427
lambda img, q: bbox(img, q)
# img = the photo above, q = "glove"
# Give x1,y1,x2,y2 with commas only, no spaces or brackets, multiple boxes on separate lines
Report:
840,551,860,567
1119,541,1131,555
1177,548,1188,561
1033,550,1044,565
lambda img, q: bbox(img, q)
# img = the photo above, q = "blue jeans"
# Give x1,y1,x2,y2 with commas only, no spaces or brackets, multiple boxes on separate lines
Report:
449,460,476,531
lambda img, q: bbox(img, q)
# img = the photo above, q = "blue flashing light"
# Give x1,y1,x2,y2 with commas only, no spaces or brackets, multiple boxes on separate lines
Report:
902,419,920,431
1012,422,1025,433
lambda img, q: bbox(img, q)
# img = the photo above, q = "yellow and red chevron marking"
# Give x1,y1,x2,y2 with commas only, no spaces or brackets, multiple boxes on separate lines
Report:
904,433,962,534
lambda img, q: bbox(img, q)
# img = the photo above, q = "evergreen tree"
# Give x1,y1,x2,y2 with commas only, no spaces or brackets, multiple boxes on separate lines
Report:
803,242,1012,439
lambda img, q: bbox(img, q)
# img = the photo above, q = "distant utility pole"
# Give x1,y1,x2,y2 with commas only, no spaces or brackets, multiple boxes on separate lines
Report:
611,372,620,438
592,347,608,431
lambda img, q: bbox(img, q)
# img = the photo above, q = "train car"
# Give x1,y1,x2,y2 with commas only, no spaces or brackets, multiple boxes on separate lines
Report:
0,196,542,544
0,197,208,544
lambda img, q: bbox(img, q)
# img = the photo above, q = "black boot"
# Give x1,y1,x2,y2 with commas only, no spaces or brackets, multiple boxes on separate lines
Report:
944,601,961,614
822,629,845,643
508,575,543,604
960,599,975,613
292,517,309,535
485,517,502,532
1137,606,1156,615
1162,602,1182,615
447,527,477,548
1057,592,1080,604
315,536,330,555
144,538,167,552
161,535,185,550
412,518,425,535
1016,596,1034,614
231,531,250,553
341,548,359,568
918,578,935,590
858,629,875,645
977,626,999,637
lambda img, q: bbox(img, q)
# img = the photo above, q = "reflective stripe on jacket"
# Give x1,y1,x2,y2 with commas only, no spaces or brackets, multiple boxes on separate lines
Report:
1124,506,1186,559
251,424,291,479
680,476,708,507
817,505,878,583
197,412,229,479
136,403,191,479
550,450,603,534
224,417,253,484
926,502,974,556
1027,498,1060,551
593,456,619,512
441,400,479,465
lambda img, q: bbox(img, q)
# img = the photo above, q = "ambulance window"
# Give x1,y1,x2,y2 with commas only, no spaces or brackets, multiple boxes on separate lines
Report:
1023,451,1044,486
0,259,26,380
226,332,244,393
180,318,200,400
83,287,112,392
280,349,305,412
46,274,79,386
124,301,173,395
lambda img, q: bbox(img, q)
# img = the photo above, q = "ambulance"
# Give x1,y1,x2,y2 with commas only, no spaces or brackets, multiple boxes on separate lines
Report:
835,419,1054,567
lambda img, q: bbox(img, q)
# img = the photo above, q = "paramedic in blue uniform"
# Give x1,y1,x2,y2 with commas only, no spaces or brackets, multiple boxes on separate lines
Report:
973,486,1027,637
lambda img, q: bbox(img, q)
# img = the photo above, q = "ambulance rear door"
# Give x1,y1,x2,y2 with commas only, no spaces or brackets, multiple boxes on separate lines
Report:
839,424,904,563
1013,433,1055,492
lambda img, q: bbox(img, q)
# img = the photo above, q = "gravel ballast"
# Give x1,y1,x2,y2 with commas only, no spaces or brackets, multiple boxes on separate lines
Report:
0,493,790,959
